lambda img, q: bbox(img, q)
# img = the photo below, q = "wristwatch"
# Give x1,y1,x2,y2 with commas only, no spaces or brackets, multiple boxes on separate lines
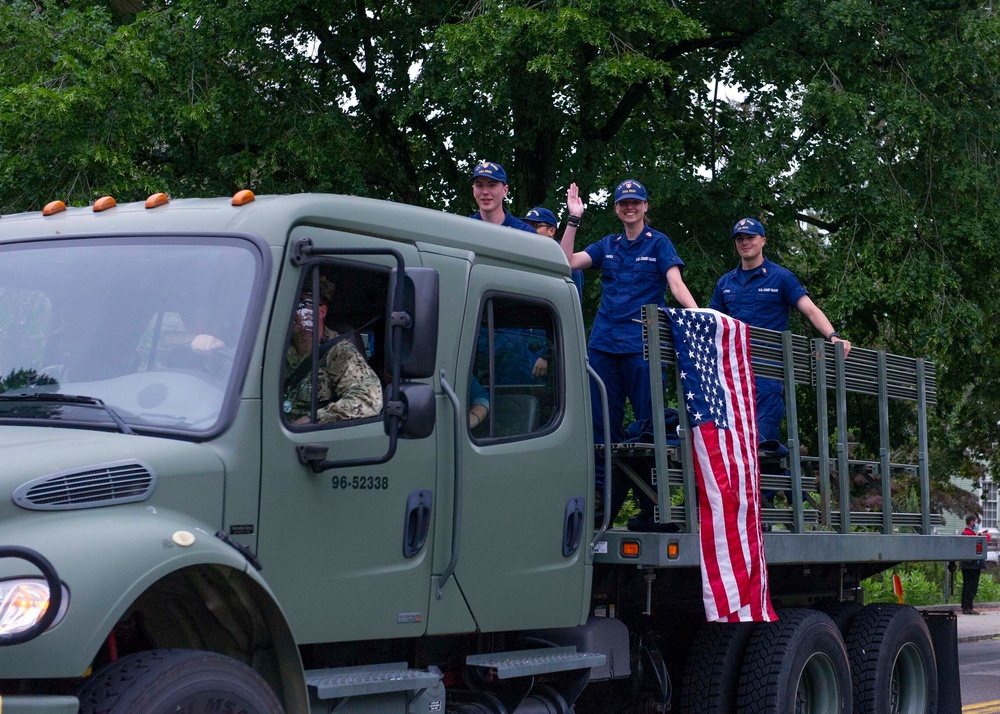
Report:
828,331,841,340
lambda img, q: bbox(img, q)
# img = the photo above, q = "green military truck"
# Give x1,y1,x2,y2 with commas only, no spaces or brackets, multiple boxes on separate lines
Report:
0,192,983,713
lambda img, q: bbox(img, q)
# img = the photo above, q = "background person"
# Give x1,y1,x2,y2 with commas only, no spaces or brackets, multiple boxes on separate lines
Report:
523,205,584,300
961,514,991,615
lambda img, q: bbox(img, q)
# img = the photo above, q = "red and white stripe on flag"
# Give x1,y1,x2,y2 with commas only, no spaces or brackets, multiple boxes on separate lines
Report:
665,307,777,623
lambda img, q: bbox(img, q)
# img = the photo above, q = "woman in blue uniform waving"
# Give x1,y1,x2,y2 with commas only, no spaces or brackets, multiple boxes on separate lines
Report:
560,180,698,529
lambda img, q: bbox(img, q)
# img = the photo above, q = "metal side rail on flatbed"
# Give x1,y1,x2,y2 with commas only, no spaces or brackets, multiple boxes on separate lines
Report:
602,441,945,533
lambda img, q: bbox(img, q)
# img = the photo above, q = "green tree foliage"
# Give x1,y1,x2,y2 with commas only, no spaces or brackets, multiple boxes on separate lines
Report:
862,565,943,606
3,0,1000,502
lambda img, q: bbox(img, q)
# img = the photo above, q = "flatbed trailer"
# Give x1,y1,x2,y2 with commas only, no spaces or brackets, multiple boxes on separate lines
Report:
594,305,968,565
577,305,978,712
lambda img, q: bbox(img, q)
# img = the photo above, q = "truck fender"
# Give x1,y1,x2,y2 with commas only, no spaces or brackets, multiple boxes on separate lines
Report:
0,509,308,711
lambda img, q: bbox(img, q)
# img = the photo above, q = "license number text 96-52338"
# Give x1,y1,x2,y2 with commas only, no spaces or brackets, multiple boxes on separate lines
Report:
331,475,389,490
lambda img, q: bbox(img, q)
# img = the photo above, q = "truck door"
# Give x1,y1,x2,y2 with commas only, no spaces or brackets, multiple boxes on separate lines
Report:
451,265,591,632
258,234,437,645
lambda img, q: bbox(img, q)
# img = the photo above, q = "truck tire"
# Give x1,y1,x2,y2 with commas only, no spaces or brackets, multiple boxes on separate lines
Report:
679,622,756,713
78,648,284,714
844,604,937,714
816,599,863,635
736,608,851,713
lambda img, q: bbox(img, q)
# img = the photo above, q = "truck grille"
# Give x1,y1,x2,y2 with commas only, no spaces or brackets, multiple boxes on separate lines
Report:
13,462,156,510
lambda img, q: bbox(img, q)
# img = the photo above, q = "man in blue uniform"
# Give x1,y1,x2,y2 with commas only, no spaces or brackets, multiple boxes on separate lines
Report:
561,180,699,530
469,160,536,233
468,160,544,387
523,206,585,300
710,217,851,442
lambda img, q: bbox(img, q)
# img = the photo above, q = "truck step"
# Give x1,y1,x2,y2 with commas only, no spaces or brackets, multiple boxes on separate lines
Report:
305,662,442,699
466,646,607,680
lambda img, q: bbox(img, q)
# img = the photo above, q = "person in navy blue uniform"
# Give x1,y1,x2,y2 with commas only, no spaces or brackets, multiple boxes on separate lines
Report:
468,160,544,386
468,375,490,430
475,327,548,385
523,206,585,301
469,160,536,233
561,180,698,530
710,217,851,443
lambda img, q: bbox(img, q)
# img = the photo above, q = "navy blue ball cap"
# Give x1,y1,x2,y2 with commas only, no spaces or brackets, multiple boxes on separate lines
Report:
614,179,648,204
731,217,766,238
471,160,508,184
522,207,558,227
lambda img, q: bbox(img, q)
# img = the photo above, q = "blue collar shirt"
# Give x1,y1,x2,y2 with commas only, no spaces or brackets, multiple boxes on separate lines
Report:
571,269,584,301
583,226,685,353
470,209,537,233
709,257,809,332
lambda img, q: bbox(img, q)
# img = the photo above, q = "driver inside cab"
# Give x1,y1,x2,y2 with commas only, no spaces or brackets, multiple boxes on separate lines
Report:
283,275,383,425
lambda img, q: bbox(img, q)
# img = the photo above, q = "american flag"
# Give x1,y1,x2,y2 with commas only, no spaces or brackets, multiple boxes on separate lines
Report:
666,308,777,623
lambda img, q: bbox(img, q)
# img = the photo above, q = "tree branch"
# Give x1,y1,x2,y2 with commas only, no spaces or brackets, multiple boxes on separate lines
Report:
795,212,843,233
107,0,144,15
654,33,747,63
591,33,750,143
592,83,649,142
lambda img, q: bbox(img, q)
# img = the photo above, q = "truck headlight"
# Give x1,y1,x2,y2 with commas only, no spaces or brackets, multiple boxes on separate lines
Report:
0,579,63,636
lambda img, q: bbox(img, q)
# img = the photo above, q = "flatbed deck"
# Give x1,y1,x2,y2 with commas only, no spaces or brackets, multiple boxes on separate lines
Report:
590,307,984,573
594,531,981,568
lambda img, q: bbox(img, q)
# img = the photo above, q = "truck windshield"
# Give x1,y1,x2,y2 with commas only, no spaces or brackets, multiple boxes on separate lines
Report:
0,236,261,436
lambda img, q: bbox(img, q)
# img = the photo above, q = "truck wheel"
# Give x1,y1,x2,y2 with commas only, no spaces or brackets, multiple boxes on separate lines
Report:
844,604,937,714
736,608,851,713
679,622,756,713
78,648,284,714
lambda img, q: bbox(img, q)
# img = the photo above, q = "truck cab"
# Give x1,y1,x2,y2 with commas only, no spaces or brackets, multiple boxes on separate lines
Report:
0,193,597,713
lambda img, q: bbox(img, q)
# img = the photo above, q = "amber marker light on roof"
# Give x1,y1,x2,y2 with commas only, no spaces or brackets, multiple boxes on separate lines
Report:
43,201,66,216
145,193,169,209
667,541,679,560
93,196,116,212
232,190,255,206
621,541,641,558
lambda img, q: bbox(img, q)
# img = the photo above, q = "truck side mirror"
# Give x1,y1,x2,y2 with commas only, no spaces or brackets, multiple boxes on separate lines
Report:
386,268,439,379
392,382,435,439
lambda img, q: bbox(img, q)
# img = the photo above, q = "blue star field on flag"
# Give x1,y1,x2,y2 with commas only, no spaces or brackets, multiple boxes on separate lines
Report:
668,308,730,430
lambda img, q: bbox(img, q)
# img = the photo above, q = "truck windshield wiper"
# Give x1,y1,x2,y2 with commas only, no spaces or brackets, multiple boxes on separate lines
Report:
0,393,135,435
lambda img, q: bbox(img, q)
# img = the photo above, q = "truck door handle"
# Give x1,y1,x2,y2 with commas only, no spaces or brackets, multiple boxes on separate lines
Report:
563,496,586,557
436,372,463,599
403,489,433,558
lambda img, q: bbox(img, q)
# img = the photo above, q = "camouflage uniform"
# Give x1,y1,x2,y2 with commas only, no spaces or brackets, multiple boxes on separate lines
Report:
284,327,383,423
